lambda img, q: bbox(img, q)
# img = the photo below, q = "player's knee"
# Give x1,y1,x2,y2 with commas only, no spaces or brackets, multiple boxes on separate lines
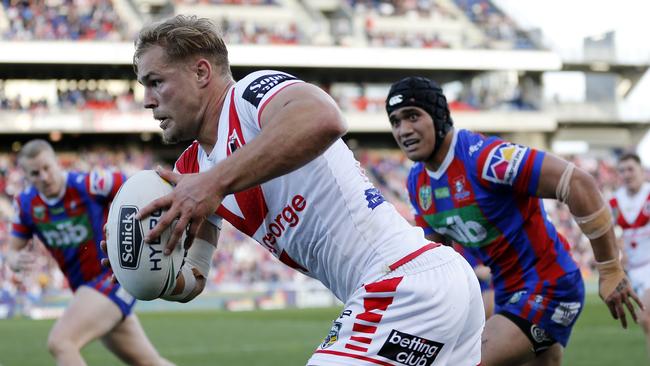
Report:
46,333,77,357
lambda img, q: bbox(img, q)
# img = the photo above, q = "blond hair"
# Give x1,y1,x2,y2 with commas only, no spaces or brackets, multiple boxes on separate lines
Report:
18,139,55,165
134,15,230,76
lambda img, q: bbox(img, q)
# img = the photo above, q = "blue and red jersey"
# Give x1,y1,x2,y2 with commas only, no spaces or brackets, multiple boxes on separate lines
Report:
407,129,579,305
11,170,125,291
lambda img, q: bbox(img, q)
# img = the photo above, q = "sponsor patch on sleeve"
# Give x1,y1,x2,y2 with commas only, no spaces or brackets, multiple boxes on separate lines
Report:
481,143,528,185
89,169,114,196
242,73,298,108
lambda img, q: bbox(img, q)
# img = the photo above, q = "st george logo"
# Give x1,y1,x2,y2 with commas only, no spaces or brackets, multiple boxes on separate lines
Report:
118,206,143,270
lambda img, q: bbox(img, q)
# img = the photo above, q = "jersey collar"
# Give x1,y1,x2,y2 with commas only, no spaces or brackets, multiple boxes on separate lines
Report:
38,171,68,206
425,128,458,180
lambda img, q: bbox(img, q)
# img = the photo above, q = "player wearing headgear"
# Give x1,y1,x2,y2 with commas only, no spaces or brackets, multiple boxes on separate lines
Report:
386,76,642,366
8,139,172,366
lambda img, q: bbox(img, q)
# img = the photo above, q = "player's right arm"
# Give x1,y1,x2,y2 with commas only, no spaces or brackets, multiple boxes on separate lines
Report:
6,236,36,273
7,197,37,272
535,153,642,328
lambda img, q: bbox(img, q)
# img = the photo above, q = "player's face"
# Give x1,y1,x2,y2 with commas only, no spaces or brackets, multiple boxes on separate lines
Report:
389,106,436,162
21,151,65,198
137,45,203,144
618,159,645,192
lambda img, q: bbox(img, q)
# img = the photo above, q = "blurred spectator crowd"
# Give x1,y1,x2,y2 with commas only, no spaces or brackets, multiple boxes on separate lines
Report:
1,0,537,50
0,144,626,317
2,0,127,41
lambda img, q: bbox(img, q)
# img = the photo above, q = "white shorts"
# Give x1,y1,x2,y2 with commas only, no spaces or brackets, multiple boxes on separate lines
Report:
307,245,484,366
628,263,650,295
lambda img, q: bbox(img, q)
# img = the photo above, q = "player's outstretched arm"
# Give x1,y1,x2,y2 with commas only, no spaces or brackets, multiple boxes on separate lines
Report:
6,236,37,273
536,153,644,328
138,82,347,254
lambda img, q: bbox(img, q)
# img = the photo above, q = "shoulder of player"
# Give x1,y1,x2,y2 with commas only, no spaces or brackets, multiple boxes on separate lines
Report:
234,70,302,108
14,185,35,205
406,163,425,190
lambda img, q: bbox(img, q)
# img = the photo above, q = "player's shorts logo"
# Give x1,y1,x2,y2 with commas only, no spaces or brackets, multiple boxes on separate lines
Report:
321,322,342,349
378,330,443,366
551,301,581,327
118,206,143,270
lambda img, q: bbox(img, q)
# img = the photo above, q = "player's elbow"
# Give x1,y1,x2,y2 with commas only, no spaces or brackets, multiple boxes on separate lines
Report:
570,167,600,195
317,102,348,140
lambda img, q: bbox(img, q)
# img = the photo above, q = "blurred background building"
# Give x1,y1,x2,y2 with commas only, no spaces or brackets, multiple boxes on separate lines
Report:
0,0,648,318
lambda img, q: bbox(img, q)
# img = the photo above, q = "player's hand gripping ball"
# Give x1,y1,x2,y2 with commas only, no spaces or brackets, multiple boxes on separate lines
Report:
106,170,186,300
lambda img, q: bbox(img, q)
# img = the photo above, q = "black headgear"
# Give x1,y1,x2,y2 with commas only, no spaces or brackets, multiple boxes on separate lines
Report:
386,76,453,154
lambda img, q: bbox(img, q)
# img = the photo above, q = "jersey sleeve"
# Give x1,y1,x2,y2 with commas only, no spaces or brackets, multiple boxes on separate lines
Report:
406,168,435,236
10,196,33,239
86,169,125,201
234,70,304,132
174,141,201,175
475,137,545,196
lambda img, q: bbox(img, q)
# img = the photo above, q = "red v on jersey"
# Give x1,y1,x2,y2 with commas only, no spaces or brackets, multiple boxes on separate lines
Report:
215,89,269,237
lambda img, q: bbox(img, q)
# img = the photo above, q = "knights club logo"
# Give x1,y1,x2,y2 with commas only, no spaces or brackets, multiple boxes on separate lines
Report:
452,176,470,201
419,186,432,211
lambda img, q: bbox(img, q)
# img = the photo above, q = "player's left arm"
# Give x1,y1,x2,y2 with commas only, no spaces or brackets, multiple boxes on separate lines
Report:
535,153,643,328
162,221,219,303
140,82,347,251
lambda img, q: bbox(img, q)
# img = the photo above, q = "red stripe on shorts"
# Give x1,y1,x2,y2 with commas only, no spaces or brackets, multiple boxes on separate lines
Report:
345,343,368,352
388,243,440,271
365,277,403,293
350,336,372,344
352,323,377,334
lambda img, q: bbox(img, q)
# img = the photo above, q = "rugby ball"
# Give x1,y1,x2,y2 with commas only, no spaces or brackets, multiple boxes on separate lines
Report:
106,170,186,300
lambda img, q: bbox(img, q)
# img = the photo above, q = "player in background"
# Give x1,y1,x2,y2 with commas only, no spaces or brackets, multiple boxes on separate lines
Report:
610,152,650,360
8,139,172,366
385,76,642,366
110,15,485,366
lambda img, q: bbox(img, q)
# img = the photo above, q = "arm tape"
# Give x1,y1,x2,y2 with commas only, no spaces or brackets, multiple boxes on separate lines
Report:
555,162,575,204
185,238,216,277
162,265,197,302
573,204,613,240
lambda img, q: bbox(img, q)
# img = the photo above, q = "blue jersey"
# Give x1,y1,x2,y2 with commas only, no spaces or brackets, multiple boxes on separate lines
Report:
407,129,584,346
12,170,125,291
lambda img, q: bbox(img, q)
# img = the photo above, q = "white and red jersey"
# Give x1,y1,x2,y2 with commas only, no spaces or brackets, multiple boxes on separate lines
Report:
610,182,650,270
174,70,431,302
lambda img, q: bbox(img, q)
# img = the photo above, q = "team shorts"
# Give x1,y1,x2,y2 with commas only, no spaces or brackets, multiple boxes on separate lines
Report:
307,245,484,366
628,264,650,295
495,269,585,348
80,272,136,318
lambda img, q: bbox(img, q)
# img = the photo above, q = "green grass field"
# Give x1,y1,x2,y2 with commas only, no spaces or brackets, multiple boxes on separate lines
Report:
0,294,646,366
